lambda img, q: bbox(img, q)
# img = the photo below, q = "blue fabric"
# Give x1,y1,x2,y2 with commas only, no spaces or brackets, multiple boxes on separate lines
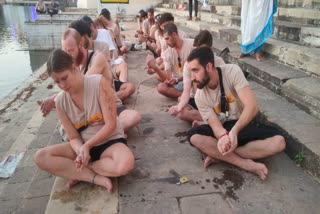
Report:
240,0,278,54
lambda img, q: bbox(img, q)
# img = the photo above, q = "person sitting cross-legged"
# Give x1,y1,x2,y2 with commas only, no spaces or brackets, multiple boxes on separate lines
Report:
187,47,286,179
147,23,194,98
34,49,135,191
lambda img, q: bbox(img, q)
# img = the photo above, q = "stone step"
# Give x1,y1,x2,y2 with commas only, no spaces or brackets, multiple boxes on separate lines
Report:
35,13,97,22
45,177,119,214
274,21,320,47
276,7,320,26
176,23,320,121
158,8,320,77
156,7,320,47
278,0,320,9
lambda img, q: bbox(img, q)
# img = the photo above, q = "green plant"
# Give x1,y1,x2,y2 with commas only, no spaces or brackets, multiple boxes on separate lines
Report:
294,152,305,166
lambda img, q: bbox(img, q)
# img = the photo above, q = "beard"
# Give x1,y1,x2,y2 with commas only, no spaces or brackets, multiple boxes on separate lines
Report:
75,48,84,66
193,69,210,89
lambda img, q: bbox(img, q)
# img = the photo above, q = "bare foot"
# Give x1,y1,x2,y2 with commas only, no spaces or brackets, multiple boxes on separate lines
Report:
192,120,204,128
95,175,113,192
254,52,264,61
239,53,248,58
203,156,220,170
244,159,268,180
66,179,80,190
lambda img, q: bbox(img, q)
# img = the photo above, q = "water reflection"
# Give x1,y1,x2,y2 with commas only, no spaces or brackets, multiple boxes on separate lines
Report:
0,4,49,101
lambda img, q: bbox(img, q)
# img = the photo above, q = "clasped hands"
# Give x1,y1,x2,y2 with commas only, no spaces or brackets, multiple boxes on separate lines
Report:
217,129,238,155
74,144,91,171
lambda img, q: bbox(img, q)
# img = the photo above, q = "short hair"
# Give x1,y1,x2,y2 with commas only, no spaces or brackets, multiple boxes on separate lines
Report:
93,17,107,29
100,8,111,20
187,47,215,68
193,30,213,47
163,23,178,35
47,49,73,75
147,8,154,14
81,15,94,27
62,28,82,45
158,13,174,25
69,20,92,38
138,10,147,19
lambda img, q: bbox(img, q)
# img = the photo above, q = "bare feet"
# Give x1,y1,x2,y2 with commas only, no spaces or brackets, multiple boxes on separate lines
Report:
203,156,220,170
244,159,268,180
94,175,113,192
66,179,80,190
239,53,249,58
192,120,205,128
254,52,264,61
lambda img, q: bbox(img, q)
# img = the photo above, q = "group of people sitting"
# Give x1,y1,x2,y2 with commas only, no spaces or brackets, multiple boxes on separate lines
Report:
34,8,286,192
35,0,59,17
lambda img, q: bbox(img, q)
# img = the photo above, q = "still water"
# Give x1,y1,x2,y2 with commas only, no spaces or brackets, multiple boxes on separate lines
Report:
0,4,49,101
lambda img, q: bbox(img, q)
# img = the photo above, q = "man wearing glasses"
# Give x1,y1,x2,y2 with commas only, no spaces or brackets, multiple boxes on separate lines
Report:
152,23,194,98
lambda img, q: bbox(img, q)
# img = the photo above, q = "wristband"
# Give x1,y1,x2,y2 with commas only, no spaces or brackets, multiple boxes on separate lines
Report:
218,131,229,140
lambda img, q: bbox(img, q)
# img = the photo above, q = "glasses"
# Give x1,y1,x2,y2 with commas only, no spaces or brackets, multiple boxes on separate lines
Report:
177,56,182,68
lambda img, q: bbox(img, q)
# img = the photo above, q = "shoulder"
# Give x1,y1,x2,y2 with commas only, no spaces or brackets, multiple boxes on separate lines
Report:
94,40,109,50
86,74,103,87
220,64,242,76
54,91,66,106
183,39,194,48
214,55,225,67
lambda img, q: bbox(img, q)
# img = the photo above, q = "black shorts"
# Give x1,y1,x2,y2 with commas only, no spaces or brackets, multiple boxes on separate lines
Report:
188,97,198,110
117,105,127,116
90,138,127,161
114,80,124,92
188,120,281,147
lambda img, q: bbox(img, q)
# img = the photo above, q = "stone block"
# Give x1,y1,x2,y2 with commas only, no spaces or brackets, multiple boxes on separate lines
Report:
120,198,180,214
45,177,118,214
120,155,204,184
25,177,55,199
18,196,50,214
127,135,199,160
282,77,320,119
180,193,232,214
8,166,37,184
0,199,20,214
0,182,29,201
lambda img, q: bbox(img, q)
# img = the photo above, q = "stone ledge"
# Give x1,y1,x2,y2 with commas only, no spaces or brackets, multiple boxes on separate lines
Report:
251,81,320,179
45,177,118,214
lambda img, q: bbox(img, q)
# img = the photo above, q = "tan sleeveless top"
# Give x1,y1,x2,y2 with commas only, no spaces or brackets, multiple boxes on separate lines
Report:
55,75,124,144
79,50,123,107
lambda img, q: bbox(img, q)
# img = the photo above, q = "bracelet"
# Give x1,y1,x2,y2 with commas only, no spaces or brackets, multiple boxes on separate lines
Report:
218,131,229,140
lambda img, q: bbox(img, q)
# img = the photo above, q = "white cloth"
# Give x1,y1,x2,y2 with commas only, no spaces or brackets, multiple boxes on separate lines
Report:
240,0,277,54
96,29,116,51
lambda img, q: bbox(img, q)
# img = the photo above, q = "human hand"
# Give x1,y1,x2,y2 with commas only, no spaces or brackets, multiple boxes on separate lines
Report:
166,78,176,86
169,105,181,116
226,129,238,155
217,134,231,155
37,96,55,117
74,144,90,171
146,54,156,69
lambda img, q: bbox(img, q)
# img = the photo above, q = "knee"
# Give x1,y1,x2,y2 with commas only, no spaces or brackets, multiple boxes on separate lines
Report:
189,134,202,148
34,148,49,170
132,111,141,125
122,82,136,94
156,57,163,65
274,135,286,152
157,82,167,94
177,108,189,121
115,153,135,176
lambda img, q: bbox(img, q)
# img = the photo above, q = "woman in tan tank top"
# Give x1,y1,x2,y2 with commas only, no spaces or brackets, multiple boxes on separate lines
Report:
34,49,135,192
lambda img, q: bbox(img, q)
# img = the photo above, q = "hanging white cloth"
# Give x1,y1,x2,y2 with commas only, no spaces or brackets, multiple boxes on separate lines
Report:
240,0,277,54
